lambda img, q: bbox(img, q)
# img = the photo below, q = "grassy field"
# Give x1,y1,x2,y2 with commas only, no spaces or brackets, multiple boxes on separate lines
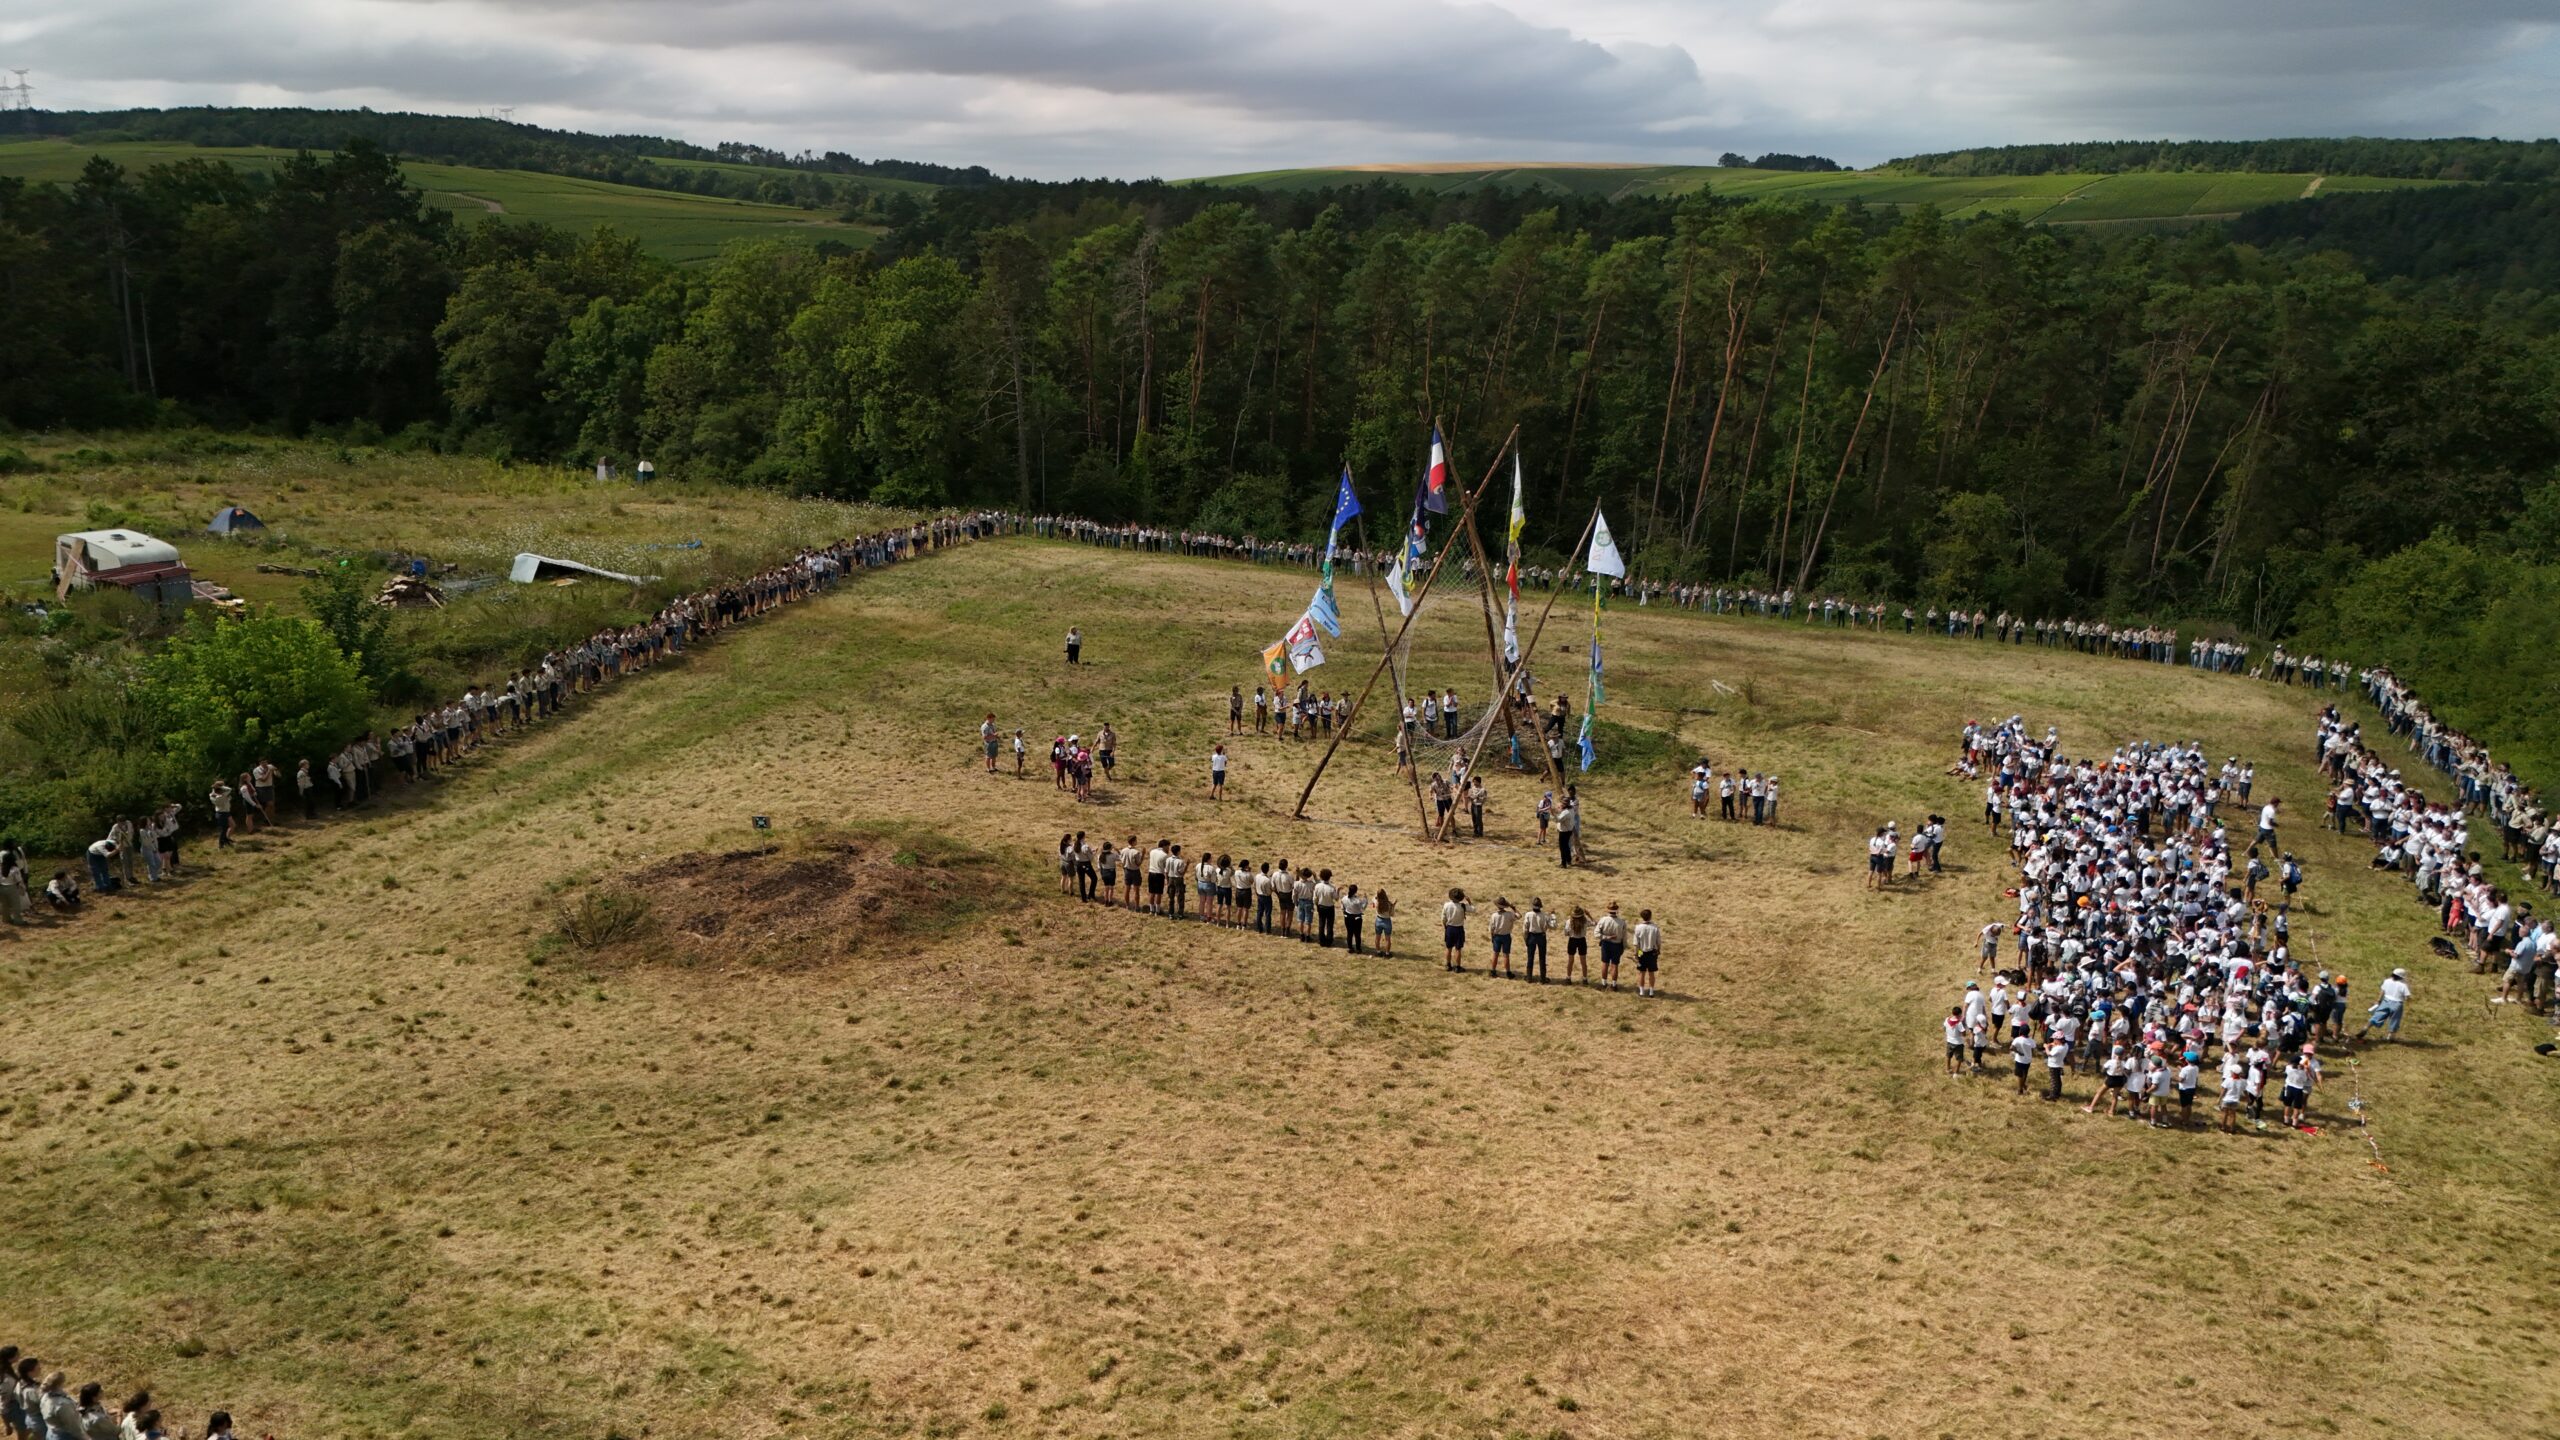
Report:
0,435,907,717
1186,162,2451,223
0,140,883,265
2,528,2554,1439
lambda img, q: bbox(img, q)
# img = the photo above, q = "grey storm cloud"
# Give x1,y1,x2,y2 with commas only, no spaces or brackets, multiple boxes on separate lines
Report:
14,0,2560,176
382,0,1721,143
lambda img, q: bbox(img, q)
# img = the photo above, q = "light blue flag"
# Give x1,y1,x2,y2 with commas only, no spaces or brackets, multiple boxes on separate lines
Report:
1307,575,1342,637
1577,711,1596,772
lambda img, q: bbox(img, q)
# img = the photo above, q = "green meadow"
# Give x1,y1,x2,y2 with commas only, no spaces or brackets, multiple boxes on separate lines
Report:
0,140,884,265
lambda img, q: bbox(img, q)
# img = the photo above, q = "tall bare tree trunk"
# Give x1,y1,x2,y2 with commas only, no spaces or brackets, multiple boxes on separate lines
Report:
1646,249,1698,550
1557,300,1608,524
1683,267,1761,549
1794,302,1907,590
1771,298,1825,584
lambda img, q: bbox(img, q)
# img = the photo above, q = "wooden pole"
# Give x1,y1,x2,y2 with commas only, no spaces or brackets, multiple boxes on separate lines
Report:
1358,504,1434,838
1452,472,1565,800
1435,503,1597,840
1293,425,1519,829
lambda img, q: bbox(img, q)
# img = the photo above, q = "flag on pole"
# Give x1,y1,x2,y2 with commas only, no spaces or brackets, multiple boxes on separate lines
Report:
1586,506,1627,579
1582,504,1613,771
1385,488,1429,616
1329,466,1362,539
1285,613,1327,673
1307,574,1342,637
1421,427,1450,515
1502,453,1524,664
1261,638,1289,680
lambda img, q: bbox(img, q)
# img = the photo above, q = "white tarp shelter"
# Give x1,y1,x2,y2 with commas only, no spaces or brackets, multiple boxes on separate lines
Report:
508,552,660,586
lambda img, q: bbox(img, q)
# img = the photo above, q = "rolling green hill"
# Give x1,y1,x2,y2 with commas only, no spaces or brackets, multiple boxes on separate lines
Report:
1186,161,2449,223
0,139,887,265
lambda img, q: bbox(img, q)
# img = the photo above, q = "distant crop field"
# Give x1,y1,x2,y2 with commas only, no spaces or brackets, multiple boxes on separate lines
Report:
1188,162,2455,224
0,140,883,265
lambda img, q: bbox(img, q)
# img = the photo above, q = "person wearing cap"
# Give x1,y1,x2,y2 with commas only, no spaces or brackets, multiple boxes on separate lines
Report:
1594,902,1628,991
2361,969,2411,1040
2086,1042,2131,1116
1440,888,1472,972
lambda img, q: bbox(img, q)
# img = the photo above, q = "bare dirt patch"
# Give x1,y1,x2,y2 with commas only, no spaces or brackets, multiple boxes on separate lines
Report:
597,828,997,968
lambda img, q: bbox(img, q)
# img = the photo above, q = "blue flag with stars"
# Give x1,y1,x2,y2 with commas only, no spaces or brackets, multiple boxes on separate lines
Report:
1329,466,1362,535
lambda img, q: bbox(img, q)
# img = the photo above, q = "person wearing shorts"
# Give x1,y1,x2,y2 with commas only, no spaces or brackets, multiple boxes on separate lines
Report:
1144,841,1168,913
1632,910,1661,997
1441,889,1471,972
1210,744,1228,800
1372,890,1395,957
1944,1010,1968,1076
1563,907,1590,984
982,714,1000,772
2085,1044,2129,1116
1595,903,1627,991
1487,898,1516,978
2009,1031,2034,1094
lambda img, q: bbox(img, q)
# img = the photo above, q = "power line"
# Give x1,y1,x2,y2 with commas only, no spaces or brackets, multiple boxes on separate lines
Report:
0,70,32,112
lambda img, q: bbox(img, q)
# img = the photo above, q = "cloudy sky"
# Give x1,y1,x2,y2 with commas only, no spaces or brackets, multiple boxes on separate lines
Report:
11,0,2559,177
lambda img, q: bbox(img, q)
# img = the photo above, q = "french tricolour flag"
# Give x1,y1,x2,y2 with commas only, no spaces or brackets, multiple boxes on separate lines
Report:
1422,427,1449,514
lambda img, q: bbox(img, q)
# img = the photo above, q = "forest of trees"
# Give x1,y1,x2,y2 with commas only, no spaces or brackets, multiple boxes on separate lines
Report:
2234,184,2560,296
1886,137,2560,182
1718,152,1843,172
5,138,2558,745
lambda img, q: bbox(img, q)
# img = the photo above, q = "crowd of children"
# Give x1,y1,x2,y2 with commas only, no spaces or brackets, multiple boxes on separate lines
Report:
1049,831,1666,993
2319,702,2556,1013
1936,717,2374,1135
2,515,1003,929
0,1346,243,1440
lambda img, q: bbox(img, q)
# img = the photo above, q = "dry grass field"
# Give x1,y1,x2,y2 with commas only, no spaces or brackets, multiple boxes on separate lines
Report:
3,537,2556,1440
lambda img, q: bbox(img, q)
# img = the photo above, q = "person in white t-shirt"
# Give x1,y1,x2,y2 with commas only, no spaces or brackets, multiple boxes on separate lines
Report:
2360,968,2411,1040
1440,888,1472,973
1631,910,1662,997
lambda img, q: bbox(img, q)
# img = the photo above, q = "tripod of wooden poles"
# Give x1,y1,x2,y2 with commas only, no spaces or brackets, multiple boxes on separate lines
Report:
1291,424,1587,845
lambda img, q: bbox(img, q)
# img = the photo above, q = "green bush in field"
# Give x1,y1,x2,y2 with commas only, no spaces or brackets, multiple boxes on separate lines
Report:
0,677,176,854
145,613,371,785
301,564,416,701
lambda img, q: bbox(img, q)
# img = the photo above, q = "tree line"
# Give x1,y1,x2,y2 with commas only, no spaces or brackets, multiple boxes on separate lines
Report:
1884,136,2560,182
2233,184,2560,295
6,142,2559,643
31,107,984,214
